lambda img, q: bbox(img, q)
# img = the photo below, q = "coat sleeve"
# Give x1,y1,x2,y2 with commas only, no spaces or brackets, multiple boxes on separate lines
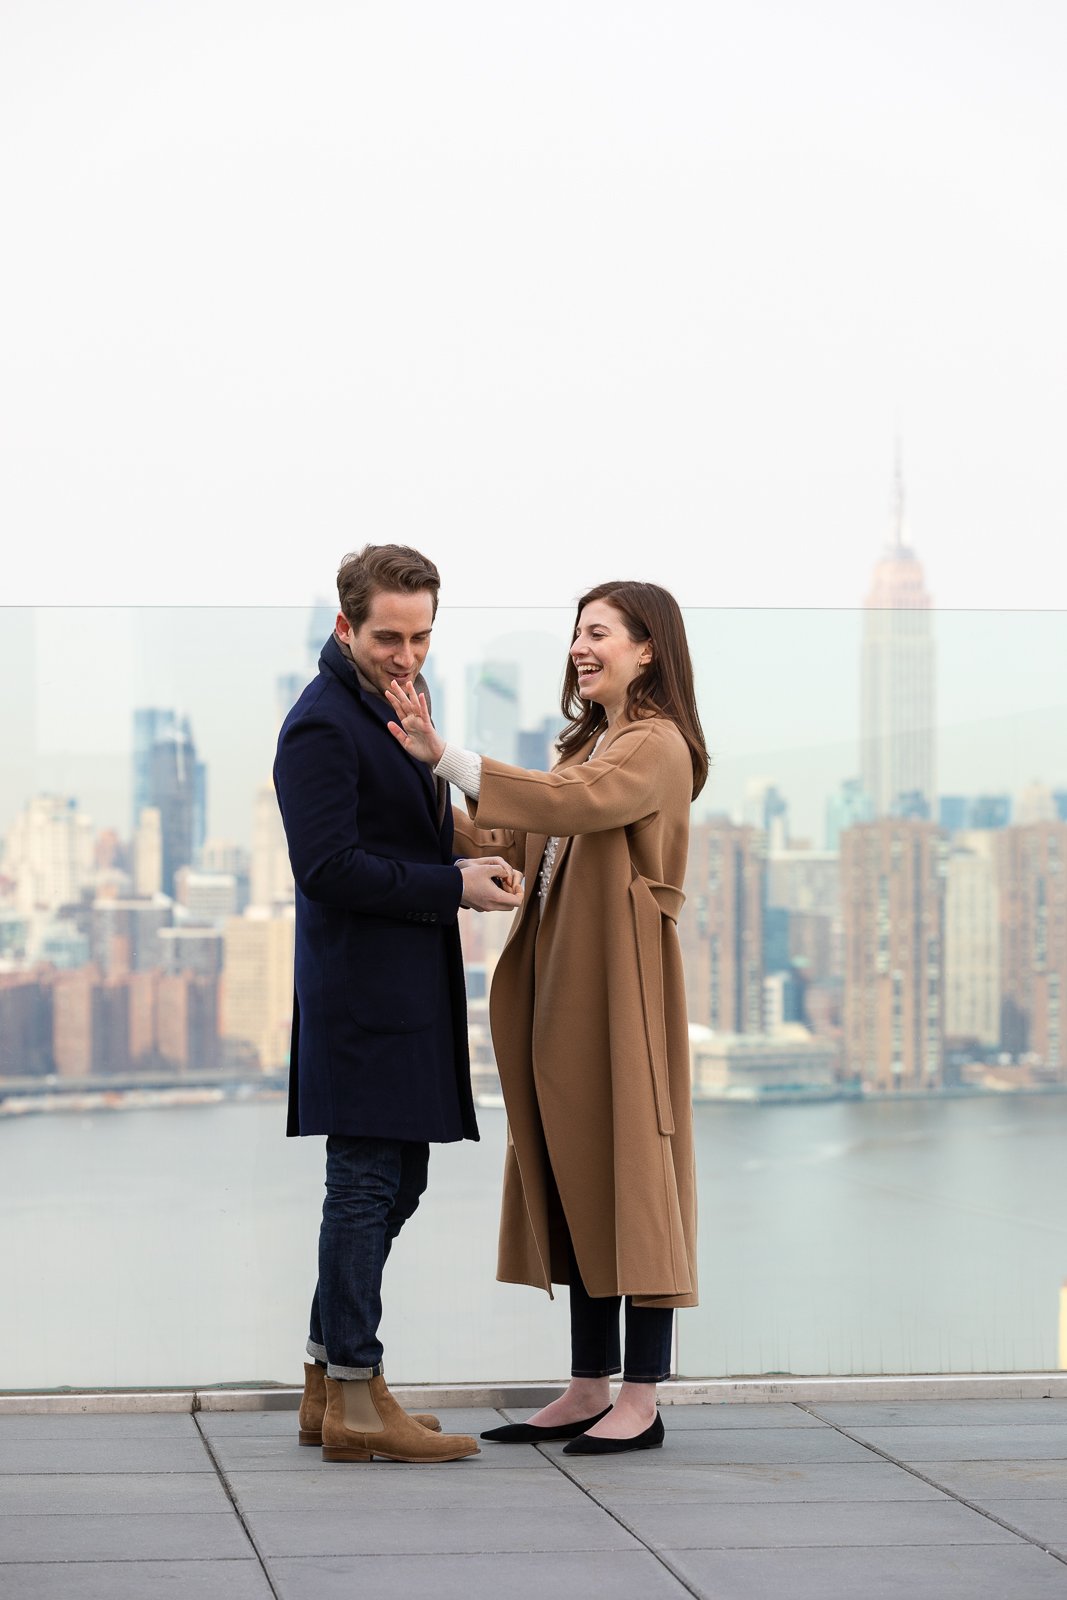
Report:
468,723,676,837
451,806,526,869
274,713,464,918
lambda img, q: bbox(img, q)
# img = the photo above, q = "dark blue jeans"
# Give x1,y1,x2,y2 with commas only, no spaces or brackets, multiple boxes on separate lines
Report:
306,1135,429,1379
567,1236,674,1384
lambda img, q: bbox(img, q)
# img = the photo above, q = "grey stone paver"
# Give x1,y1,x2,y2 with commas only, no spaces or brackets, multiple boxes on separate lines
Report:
0,1414,199,1440
613,1496,1023,1550
577,1460,949,1502
810,1399,1067,1428
0,1511,253,1563
246,1501,643,1557
916,1459,1067,1500
227,1464,580,1511
661,1543,1067,1599
656,1402,826,1429
268,1551,691,1600
845,1424,1067,1461
0,1561,275,1599
3,1400,1067,1600
0,1439,213,1475
0,1471,231,1514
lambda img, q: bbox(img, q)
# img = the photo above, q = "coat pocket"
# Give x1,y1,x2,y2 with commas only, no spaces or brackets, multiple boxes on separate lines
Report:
628,872,684,1136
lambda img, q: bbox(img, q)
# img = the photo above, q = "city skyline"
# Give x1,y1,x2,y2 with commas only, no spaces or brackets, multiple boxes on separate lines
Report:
1,592,1064,851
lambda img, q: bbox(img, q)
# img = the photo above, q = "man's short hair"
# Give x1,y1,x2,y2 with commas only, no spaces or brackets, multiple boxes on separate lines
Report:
336,545,441,629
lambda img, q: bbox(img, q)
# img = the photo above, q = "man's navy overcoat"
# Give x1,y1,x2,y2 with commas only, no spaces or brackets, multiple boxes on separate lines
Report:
273,636,478,1143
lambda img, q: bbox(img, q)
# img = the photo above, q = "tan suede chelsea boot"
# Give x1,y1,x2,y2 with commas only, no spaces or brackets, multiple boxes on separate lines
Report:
321,1374,479,1463
299,1362,441,1444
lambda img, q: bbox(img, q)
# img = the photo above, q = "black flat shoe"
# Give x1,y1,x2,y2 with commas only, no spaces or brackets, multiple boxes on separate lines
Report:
480,1407,612,1443
562,1410,665,1455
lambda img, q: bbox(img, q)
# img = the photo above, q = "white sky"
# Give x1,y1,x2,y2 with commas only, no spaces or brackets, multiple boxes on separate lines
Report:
2,0,1065,612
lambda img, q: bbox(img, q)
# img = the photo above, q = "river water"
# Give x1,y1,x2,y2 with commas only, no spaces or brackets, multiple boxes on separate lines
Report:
2,1094,1066,1390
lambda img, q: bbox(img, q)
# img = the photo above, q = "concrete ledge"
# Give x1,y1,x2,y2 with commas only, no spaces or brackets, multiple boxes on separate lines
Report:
2,1371,1066,1415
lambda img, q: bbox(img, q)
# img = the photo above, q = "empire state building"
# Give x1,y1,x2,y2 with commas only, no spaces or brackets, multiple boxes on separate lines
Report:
860,457,936,818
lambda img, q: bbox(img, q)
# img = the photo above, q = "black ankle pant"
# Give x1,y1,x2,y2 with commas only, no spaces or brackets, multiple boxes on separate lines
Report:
566,1236,674,1384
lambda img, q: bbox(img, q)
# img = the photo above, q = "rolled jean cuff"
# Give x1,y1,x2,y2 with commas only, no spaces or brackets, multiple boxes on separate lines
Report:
571,1365,621,1379
622,1370,669,1384
326,1360,384,1380
306,1340,328,1364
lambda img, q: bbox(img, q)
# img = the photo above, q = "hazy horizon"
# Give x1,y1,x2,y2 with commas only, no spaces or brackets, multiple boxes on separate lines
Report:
3,601,1064,849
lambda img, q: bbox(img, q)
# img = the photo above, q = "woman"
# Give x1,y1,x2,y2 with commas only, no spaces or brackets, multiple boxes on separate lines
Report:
386,581,708,1454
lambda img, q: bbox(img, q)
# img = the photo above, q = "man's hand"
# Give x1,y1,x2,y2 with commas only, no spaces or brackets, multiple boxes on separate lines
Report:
457,857,524,912
386,680,446,766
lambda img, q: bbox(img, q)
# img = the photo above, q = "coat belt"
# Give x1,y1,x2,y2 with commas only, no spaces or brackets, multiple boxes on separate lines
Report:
627,872,683,1136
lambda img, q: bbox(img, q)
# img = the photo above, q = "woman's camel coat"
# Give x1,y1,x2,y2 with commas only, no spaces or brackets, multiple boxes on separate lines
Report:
454,715,698,1310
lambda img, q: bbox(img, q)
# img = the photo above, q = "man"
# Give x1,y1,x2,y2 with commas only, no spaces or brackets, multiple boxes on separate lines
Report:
274,544,521,1463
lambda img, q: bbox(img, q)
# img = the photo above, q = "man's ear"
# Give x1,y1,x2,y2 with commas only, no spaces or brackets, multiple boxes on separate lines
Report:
335,610,351,641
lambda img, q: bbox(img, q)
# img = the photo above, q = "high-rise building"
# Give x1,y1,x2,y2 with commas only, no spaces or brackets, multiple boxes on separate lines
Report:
825,778,874,851
841,819,946,1089
306,600,337,671
516,716,559,772
971,795,1012,830
275,672,306,732
2,795,94,913
199,840,250,910
147,720,199,896
859,454,936,818
251,784,294,909
994,822,1067,1071
220,907,295,1070
0,972,53,1078
743,779,789,852
466,661,519,762
1016,781,1058,826
174,868,240,924
158,927,224,981
90,898,173,978
939,796,970,833
158,973,219,1072
133,807,163,897
944,836,999,1048
52,968,131,1078
133,710,204,892
132,709,177,833
680,819,765,1033
766,847,842,991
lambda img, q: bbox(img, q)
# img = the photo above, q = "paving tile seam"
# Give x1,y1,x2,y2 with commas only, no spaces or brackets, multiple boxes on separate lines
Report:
529,1427,711,1600
0,1512,238,1521
485,1412,699,1590
0,1555,258,1566
796,1405,1067,1569
192,1412,282,1599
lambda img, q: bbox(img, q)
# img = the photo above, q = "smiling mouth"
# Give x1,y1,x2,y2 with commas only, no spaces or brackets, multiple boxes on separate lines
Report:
576,664,601,679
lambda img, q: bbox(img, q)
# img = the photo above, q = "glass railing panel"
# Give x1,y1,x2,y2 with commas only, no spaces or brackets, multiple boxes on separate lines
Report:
2,603,1066,1387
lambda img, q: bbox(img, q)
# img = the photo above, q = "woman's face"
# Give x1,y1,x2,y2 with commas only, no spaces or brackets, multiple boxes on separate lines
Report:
570,600,652,720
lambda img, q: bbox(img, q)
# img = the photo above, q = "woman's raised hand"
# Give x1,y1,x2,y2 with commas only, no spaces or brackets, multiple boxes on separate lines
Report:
385,679,446,766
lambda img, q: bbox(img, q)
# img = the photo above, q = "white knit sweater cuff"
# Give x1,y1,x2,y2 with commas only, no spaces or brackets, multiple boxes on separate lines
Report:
434,744,483,799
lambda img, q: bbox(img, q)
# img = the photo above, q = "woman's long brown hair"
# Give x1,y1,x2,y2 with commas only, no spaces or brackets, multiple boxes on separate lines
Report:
556,581,709,799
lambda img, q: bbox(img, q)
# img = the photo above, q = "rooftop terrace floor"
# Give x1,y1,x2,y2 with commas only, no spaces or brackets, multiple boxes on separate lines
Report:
3,1395,1067,1598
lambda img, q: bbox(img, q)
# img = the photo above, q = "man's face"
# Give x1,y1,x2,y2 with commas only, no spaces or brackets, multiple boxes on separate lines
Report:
337,588,434,697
